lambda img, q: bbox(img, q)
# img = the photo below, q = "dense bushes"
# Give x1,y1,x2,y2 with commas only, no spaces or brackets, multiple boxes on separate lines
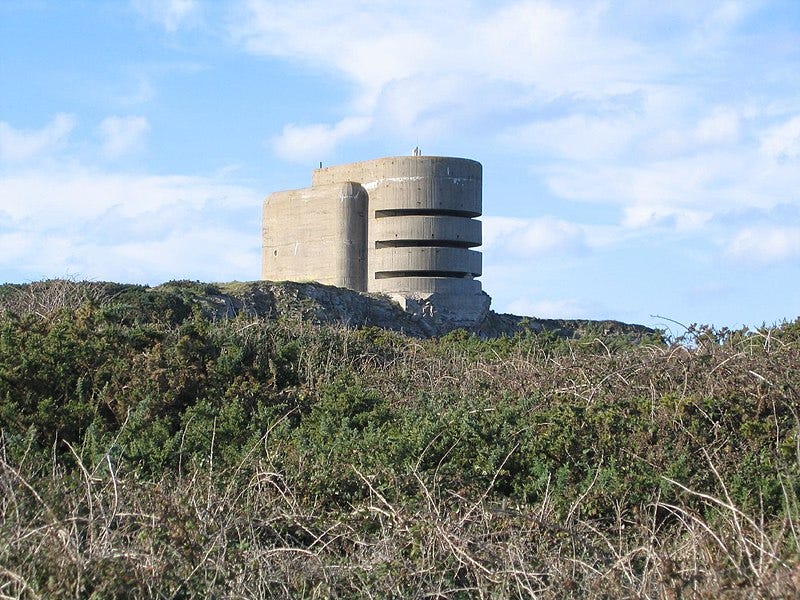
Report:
0,281,798,597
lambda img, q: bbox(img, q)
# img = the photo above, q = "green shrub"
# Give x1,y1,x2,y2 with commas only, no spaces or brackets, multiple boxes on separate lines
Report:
1,284,798,598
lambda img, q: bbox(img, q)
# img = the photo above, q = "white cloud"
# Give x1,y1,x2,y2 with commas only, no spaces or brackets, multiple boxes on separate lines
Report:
0,166,261,283
726,226,800,264
621,204,711,230
272,116,372,163
760,115,800,160
0,232,36,264
495,102,748,234
77,227,260,283
132,0,199,32
0,168,256,225
694,107,740,146
233,1,652,155
502,113,640,162
121,74,156,106
232,1,442,108
231,1,799,239
506,297,598,319
2,225,260,285
0,230,79,281
98,116,150,158
646,105,742,158
0,114,76,162
482,216,586,256
499,96,742,167
543,139,800,232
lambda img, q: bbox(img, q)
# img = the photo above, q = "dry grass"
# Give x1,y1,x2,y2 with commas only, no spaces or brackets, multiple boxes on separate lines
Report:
2,420,798,598
1,282,799,598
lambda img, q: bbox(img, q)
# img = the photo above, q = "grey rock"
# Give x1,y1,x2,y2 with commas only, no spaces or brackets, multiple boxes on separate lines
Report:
200,281,656,341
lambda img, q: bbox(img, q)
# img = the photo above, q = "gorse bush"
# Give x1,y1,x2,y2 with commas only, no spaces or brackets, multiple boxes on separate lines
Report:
0,281,798,598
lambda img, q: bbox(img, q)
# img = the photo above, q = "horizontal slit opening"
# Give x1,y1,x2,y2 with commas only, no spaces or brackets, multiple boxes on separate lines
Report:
375,270,473,279
375,240,476,249
374,208,479,218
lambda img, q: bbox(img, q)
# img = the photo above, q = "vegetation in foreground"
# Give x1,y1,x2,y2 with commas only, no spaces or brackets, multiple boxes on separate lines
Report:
0,280,798,598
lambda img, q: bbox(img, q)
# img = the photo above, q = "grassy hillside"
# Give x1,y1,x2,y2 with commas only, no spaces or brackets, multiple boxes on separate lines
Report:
0,281,798,598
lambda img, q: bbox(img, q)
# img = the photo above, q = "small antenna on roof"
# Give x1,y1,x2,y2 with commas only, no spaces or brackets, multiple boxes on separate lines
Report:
412,146,421,157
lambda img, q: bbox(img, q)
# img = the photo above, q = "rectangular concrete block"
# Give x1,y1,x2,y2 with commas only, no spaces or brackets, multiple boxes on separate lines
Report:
262,182,367,290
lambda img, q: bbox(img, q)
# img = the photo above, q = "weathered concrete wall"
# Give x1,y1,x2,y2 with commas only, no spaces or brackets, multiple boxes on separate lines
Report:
372,215,481,248
372,247,482,278
261,182,367,290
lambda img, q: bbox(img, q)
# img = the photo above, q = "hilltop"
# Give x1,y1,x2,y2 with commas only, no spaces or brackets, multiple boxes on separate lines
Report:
0,278,656,341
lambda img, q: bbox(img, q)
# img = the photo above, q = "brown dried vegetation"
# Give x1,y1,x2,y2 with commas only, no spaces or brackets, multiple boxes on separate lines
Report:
0,280,798,598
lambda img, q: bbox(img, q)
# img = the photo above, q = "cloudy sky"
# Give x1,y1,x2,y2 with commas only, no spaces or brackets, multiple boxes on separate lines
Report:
1,1,799,330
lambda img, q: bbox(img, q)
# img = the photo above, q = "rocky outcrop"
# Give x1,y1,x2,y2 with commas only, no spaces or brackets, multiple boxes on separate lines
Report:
0,279,657,341
201,281,655,340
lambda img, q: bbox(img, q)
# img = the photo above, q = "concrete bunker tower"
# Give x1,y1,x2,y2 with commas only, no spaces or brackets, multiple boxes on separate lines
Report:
262,155,489,322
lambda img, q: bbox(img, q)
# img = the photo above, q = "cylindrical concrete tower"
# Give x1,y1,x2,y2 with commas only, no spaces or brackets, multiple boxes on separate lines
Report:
312,156,482,297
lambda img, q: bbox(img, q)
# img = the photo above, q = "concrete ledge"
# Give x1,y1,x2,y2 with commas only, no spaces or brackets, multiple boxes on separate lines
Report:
365,179,481,215
312,156,481,187
370,276,481,294
372,247,481,277
373,215,481,247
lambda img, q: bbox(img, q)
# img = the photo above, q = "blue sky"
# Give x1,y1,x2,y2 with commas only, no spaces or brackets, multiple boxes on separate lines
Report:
1,1,799,330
